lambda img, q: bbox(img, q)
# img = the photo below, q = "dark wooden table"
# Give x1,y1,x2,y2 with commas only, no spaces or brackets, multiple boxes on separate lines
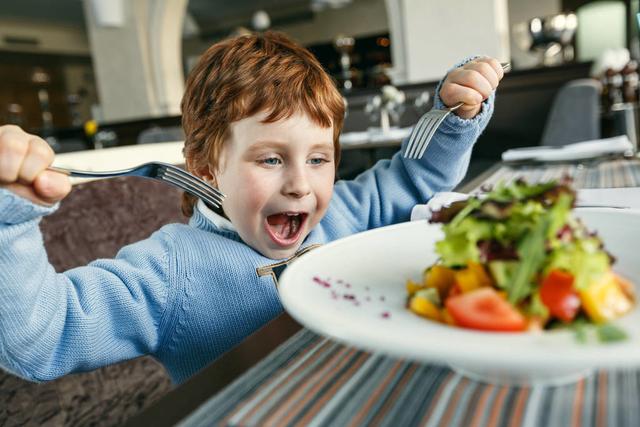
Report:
125,163,500,426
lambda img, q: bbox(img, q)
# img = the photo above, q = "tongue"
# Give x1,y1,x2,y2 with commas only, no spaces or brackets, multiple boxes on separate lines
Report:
267,214,300,239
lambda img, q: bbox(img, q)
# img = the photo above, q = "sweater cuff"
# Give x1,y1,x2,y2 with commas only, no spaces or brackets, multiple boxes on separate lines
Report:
0,188,59,225
432,55,495,133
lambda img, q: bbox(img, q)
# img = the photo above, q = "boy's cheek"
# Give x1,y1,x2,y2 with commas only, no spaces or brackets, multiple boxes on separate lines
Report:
314,188,333,218
237,177,273,210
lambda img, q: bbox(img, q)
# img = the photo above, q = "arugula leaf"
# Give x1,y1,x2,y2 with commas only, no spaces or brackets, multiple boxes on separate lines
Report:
508,215,550,304
448,198,481,228
507,192,574,304
596,324,628,343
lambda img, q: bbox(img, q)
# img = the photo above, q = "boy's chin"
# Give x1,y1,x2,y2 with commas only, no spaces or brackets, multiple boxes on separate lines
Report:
261,243,303,260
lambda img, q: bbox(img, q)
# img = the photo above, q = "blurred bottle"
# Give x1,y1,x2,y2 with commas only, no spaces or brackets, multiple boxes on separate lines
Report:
37,89,53,136
67,93,83,127
621,60,639,104
334,34,355,91
603,68,624,112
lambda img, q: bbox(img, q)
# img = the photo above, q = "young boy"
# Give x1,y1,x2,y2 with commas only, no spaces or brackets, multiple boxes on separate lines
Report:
0,32,503,384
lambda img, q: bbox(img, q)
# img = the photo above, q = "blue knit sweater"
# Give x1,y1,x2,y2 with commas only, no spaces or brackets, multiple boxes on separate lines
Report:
0,92,493,384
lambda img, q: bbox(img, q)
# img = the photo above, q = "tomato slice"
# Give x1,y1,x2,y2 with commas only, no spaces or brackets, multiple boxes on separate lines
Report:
447,282,462,298
445,287,526,332
539,269,580,323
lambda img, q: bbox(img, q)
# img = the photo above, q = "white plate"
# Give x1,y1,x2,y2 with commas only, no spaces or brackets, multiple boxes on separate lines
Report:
279,209,640,386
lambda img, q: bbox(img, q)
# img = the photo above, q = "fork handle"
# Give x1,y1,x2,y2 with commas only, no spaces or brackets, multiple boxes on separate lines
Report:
446,63,510,112
47,166,132,178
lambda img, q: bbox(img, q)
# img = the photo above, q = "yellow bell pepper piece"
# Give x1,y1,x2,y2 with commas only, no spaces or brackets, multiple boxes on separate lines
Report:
423,265,456,298
406,279,425,296
409,296,442,321
579,272,633,323
454,261,493,293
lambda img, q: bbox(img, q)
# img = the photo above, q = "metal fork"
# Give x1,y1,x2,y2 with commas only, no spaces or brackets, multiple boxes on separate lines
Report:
403,62,511,160
48,162,226,208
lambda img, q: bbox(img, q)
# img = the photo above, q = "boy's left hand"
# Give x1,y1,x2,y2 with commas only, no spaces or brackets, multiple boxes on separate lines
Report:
439,57,504,120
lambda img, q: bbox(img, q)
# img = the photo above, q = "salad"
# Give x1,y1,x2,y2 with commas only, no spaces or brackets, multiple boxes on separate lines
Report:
406,179,635,333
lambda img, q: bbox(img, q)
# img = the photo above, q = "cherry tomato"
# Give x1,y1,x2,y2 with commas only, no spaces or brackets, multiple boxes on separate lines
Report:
540,269,580,323
445,287,526,332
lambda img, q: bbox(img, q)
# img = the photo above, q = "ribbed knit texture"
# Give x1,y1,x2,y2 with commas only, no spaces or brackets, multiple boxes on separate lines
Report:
0,86,493,384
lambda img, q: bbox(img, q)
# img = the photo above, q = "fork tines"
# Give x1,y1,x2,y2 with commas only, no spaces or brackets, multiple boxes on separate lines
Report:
158,165,225,208
403,62,511,160
403,109,450,159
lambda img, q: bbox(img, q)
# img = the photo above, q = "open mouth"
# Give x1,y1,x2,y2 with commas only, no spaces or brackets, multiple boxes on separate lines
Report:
264,212,308,247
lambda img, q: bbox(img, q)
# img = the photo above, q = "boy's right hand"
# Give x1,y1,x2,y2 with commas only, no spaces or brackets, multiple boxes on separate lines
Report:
0,125,71,206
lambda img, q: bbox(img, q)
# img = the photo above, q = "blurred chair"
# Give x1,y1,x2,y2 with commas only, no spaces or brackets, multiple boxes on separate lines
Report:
137,125,184,144
0,176,186,425
540,78,602,146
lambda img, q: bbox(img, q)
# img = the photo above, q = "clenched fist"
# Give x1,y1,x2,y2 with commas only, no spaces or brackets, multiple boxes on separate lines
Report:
0,125,71,206
439,57,505,120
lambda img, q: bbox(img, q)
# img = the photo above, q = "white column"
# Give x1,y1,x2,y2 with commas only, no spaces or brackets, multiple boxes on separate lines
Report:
385,0,510,84
148,0,187,116
384,0,409,84
83,0,186,122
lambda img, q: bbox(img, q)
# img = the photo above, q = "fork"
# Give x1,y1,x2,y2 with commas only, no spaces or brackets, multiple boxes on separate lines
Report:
48,162,226,208
403,62,511,160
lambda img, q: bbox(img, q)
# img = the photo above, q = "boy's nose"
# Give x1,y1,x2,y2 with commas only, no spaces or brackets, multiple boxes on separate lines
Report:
282,167,311,198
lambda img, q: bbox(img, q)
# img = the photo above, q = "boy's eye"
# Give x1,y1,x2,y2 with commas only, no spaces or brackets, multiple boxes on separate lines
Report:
260,157,281,166
308,157,330,165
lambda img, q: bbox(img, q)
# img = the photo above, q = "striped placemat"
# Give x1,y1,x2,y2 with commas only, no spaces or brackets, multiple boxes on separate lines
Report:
179,158,640,427
181,329,640,427
479,157,640,190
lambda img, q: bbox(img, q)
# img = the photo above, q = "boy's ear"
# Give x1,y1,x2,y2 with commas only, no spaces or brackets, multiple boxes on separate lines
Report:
186,158,216,185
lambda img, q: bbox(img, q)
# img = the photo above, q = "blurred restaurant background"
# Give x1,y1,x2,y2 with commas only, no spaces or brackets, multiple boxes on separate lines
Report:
1,0,639,180
1,0,640,425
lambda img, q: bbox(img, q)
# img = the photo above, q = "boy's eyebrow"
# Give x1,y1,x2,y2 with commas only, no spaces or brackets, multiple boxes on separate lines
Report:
248,141,334,152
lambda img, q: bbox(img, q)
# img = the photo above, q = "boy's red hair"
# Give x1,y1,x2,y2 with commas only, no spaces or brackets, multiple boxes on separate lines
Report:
181,31,345,217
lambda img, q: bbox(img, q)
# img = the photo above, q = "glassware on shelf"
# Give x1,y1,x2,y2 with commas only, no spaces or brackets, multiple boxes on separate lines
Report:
513,12,578,67
413,91,431,115
334,34,355,91
7,103,24,126
364,85,406,134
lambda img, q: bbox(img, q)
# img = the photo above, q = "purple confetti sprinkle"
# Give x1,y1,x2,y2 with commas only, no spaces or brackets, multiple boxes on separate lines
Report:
313,277,331,288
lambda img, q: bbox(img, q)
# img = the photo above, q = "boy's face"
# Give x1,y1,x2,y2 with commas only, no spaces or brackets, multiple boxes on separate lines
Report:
214,111,335,259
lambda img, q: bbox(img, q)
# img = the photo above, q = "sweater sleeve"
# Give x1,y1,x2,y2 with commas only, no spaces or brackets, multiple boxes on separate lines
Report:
0,189,173,382
331,64,494,233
